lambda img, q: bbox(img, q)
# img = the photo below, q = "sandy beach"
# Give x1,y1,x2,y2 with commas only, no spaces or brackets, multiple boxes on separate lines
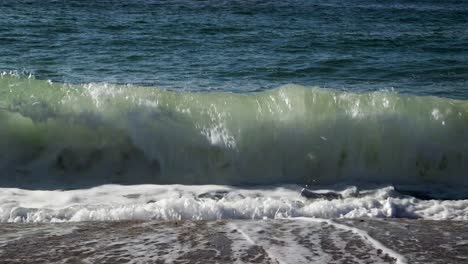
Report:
1,218,467,263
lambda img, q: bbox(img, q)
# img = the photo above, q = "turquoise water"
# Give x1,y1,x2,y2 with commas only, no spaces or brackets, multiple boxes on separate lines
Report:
1,0,467,97
0,0,467,190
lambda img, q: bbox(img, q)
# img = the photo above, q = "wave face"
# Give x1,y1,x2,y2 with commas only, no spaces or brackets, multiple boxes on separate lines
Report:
1,75,468,189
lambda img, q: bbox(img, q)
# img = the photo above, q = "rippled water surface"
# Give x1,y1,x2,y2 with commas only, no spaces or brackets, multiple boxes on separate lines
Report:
0,0,467,97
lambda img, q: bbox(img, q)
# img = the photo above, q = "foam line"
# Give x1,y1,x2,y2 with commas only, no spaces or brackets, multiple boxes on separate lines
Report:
294,217,408,264
2,184,468,222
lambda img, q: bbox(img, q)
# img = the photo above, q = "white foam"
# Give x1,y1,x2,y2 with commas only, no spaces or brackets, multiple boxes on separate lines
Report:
0,185,467,223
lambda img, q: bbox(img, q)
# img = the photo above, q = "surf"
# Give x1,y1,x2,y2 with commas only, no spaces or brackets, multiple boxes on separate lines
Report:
1,74,467,189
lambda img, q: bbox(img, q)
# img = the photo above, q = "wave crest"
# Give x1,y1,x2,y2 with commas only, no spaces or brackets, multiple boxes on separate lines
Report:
1,76,467,189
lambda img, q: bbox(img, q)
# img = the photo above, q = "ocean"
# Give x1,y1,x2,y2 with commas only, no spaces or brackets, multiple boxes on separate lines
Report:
0,0,467,223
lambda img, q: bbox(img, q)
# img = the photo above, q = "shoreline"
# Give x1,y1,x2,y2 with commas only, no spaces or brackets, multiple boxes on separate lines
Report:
1,218,467,263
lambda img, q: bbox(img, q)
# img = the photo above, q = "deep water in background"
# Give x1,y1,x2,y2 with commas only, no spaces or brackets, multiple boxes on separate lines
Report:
0,0,467,97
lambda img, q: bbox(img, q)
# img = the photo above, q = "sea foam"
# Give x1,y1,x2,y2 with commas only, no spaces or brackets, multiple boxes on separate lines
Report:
1,184,467,223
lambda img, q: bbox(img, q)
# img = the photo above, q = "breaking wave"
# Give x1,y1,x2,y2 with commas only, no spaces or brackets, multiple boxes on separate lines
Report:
1,184,467,223
1,75,467,189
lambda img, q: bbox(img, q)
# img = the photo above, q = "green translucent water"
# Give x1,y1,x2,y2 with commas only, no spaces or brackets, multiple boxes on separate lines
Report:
1,76,467,188
0,1,467,188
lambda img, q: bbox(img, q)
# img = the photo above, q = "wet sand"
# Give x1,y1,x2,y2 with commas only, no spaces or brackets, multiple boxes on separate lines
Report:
0,218,467,263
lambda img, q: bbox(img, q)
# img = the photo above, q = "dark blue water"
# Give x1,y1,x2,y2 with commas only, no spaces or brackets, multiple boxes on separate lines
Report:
0,0,467,97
